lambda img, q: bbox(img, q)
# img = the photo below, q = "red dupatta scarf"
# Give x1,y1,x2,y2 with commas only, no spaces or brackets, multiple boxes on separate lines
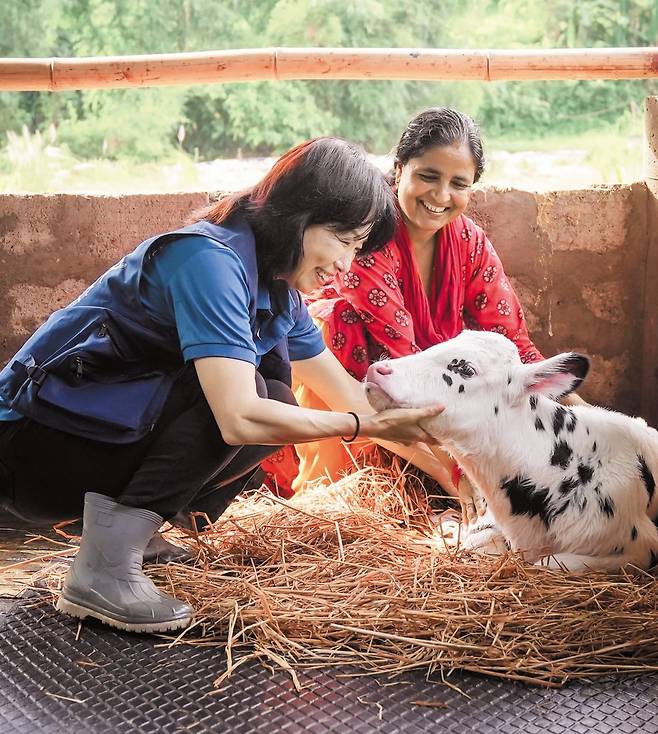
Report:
395,216,467,350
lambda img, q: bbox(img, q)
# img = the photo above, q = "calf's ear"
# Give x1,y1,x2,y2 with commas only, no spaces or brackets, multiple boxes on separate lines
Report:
510,353,589,402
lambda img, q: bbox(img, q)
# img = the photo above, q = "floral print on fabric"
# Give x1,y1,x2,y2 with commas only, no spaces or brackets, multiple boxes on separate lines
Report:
261,214,544,495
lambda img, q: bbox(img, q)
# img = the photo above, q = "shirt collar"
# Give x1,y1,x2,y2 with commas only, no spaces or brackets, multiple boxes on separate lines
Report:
257,278,290,315
256,285,271,311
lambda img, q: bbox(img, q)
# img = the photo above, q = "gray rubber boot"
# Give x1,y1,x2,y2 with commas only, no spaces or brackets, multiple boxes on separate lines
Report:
143,532,194,565
56,492,194,633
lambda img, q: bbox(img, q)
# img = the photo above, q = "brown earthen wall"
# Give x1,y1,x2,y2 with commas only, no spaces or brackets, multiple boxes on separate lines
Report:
643,97,658,431
0,193,208,361
468,184,649,418
0,186,653,422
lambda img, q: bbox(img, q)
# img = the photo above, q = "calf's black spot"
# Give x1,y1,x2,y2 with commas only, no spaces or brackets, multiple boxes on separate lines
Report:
631,526,638,541
550,440,573,470
494,405,499,416
577,463,594,485
534,417,545,431
592,441,597,452
442,373,453,387
598,495,615,518
458,384,465,394
552,406,566,435
638,455,655,504
529,395,538,411
552,500,570,520
502,475,562,528
559,477,579,494
566,411,577,432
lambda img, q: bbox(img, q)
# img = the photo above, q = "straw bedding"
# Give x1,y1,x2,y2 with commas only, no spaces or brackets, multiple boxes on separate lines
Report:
15,462,658,691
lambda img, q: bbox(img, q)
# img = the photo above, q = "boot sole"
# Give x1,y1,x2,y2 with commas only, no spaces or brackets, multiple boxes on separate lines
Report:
56,596,192,634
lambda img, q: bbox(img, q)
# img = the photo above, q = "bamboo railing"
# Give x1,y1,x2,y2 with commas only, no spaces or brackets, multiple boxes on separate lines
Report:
1,47,657,91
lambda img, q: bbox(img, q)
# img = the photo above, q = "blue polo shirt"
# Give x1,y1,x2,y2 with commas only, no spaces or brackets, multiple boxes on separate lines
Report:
0,234,326,421
141,235,325,365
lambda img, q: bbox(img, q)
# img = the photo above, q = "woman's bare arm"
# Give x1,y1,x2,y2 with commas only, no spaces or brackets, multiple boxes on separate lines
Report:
292,350,457,494
195,354,442,447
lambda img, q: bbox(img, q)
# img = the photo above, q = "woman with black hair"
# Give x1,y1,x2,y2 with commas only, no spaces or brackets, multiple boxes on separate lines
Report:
266,108,553,498
0,137,442,634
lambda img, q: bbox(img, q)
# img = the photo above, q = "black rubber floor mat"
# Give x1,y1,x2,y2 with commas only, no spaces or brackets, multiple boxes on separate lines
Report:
1,600,658,734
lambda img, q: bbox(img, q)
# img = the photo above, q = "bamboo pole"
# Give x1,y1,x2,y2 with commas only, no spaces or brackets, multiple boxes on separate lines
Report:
0,47,656,92
489,48,658,80
274,48,487,81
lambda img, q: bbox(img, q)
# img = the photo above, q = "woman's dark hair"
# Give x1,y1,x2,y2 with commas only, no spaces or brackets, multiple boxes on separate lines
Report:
394,107,485,182
191,137,397,284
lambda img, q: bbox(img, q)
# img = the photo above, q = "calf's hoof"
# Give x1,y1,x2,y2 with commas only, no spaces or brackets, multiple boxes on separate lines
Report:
461,522,509,555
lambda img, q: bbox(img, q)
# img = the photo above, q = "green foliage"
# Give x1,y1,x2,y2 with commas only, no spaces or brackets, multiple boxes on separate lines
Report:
480,78,653,138
0,126,78,192
57,89,185,161
183,82,336,157
0,0,656,161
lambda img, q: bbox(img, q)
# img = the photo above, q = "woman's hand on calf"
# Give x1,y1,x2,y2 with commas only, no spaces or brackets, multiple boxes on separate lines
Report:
359,405,444,445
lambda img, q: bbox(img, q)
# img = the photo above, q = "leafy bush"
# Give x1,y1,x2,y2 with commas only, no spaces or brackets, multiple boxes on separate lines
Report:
0,126,78,192
183,82,336,158
0,0,657,159
57,89,185,162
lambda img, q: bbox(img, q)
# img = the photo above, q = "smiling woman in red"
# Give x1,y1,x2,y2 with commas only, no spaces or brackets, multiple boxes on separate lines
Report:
263,108,545,496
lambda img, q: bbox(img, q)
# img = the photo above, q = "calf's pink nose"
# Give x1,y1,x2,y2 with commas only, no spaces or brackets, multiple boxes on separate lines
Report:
367,362,393,383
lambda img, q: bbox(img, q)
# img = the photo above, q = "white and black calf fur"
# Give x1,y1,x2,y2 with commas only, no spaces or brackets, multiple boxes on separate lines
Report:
365,330,658,572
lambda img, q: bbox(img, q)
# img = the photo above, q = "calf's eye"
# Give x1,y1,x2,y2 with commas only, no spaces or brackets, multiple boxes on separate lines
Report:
447,358,477,378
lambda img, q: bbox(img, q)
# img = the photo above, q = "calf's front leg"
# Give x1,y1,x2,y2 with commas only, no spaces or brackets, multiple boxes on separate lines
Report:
458,476,508,555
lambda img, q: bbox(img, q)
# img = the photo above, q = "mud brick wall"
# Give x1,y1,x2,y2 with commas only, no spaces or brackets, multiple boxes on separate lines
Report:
0,185,654,423
468,184,649,419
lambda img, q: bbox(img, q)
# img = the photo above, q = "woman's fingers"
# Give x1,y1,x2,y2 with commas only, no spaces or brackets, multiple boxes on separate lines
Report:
458,479,478,527
460,497,477,527
420,427,441,445
361,405,443,444
403,405,444,419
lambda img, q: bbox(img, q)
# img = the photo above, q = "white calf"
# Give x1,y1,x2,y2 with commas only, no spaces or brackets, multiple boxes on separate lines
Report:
365,330,658,571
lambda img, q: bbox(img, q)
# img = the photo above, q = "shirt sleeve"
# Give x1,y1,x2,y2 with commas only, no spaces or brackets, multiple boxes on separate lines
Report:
287,292,326,361
152,237,258,364
463,228,544,363
332,246,420,359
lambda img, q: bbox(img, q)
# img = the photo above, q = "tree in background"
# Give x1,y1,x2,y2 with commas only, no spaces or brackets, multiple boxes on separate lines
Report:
0,0,656,161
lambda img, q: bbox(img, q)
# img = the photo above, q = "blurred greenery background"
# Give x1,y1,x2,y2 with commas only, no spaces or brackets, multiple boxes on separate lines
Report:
1,0,657,193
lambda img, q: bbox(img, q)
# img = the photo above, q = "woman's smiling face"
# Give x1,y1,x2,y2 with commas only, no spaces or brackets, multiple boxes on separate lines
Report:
286,224,369,294
395,142,477,241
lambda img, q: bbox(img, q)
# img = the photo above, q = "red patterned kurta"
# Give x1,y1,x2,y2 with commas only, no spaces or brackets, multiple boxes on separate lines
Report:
261,214,543,495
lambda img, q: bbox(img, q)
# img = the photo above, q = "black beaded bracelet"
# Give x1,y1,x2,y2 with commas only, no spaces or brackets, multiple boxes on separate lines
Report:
341,411,360,443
